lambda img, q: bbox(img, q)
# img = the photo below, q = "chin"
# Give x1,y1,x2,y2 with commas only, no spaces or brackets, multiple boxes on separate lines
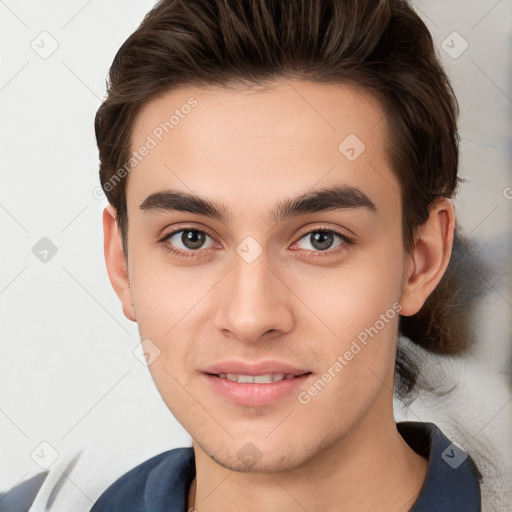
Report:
195,435,325,474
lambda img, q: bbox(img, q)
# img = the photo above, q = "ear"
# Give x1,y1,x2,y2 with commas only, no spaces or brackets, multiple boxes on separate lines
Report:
103,205,136,322
399,197,455,316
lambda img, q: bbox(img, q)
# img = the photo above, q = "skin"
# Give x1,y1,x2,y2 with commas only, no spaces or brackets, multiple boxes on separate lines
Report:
103,80,455,512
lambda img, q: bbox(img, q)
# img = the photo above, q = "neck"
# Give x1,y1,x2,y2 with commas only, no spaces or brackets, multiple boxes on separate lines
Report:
189,384,428,512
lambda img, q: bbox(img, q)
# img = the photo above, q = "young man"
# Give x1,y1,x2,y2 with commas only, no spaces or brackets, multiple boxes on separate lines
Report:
91,0,482,510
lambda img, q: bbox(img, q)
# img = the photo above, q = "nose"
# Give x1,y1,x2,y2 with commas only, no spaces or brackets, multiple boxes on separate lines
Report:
213,252,294,343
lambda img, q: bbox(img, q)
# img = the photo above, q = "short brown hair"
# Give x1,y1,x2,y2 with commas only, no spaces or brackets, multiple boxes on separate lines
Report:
95,0,484,397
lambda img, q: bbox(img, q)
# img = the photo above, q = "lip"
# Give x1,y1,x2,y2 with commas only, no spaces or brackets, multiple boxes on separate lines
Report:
202,360,312,407
203,360,310,376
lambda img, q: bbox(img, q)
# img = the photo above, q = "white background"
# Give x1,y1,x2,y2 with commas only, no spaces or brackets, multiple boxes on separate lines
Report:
1,0,511,506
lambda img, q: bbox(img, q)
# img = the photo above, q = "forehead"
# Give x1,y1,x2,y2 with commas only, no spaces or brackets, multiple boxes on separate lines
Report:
126,80,400,222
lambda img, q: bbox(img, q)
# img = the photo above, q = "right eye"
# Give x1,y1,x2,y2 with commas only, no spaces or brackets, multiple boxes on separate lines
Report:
160,227,219,258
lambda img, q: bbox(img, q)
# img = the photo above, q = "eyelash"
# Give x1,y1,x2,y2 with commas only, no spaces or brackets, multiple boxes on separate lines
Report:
158,225,354,260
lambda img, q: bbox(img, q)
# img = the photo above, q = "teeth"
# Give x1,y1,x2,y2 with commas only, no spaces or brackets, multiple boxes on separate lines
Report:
221,373,292,383
237,374,255,383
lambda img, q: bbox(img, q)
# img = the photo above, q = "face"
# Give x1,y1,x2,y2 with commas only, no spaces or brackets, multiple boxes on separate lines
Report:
115,80,411,472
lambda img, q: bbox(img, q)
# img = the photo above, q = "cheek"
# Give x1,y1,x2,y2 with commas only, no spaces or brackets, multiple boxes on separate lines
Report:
128,243,217,337
292,242,404,391
292,265,402,430
295,242,404,339
145,357,212,439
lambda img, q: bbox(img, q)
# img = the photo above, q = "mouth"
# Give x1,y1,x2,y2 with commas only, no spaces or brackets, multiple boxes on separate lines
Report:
213,372,309,383
203,367,313,407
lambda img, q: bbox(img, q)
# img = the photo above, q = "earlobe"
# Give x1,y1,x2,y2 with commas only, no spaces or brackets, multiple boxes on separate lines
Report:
399,197,455,317
103,205,136,322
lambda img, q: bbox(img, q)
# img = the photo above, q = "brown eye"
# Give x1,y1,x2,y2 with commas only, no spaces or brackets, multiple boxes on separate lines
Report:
164,229,215,252
181,230,206,249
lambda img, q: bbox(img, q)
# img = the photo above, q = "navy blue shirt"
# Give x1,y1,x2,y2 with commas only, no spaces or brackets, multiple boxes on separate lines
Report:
90,421,482,511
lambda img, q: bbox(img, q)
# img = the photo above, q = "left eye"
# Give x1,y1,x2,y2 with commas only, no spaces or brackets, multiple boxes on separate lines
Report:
166,229,216,251
294,230,349,252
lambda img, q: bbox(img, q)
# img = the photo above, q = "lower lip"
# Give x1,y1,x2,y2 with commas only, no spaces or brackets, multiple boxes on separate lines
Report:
203,373,312,407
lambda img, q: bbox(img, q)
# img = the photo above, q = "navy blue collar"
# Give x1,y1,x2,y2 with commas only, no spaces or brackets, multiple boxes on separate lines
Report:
398,421,481,511
91,421,482,511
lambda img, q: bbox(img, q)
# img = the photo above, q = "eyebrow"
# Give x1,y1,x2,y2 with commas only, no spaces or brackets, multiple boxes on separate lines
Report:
139,184,377,223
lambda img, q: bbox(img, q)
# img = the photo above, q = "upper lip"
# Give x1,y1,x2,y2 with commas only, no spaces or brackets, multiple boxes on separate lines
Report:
203,360,310,376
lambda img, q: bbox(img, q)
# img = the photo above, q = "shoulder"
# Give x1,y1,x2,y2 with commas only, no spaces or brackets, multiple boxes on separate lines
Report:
91,447,195,512
397,421,482,512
